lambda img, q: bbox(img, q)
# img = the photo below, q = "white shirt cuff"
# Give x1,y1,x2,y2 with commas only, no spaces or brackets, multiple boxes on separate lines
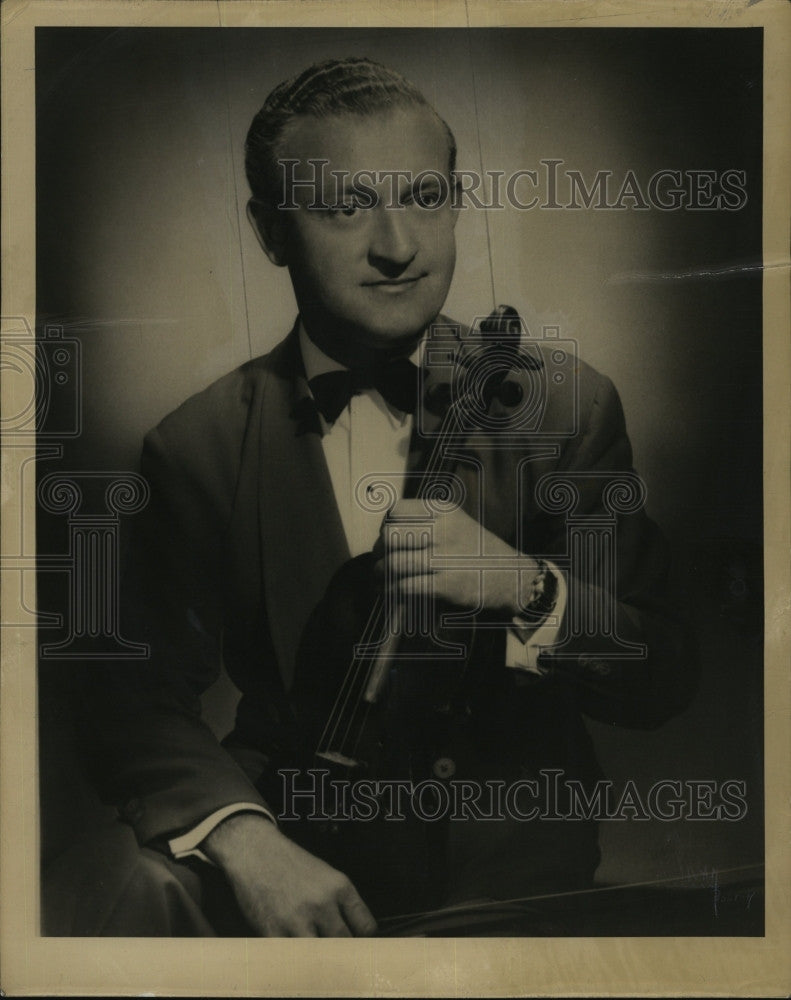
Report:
168,802,276,863
505,560,568,674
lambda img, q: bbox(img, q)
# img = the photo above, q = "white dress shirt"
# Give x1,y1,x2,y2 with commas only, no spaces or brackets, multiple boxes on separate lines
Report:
169,323,566,861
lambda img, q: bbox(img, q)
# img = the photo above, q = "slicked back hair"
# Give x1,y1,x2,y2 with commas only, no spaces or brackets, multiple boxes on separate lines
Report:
245,57,457,209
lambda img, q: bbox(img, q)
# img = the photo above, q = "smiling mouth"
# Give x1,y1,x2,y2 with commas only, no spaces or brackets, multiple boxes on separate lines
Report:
363,274,427,289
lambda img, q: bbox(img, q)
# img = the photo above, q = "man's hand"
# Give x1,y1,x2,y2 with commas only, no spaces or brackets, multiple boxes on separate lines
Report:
373,499,538,617
201,812,377,937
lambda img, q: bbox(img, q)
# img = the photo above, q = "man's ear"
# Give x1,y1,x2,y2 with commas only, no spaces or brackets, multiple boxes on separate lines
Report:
246,199,289,267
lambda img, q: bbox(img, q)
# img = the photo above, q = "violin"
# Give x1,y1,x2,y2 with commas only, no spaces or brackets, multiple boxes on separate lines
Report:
289,303,528,756
271,305,556,918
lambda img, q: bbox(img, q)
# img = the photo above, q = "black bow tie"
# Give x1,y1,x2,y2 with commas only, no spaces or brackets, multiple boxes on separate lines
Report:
308,358,420,424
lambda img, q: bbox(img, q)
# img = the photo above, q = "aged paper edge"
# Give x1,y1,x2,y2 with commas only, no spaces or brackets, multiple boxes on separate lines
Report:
1,0,789,995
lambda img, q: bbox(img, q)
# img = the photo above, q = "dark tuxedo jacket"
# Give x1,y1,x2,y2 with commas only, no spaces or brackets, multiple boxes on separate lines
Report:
86,317,697,865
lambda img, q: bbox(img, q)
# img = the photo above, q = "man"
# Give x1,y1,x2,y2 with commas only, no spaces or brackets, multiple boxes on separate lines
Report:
80,57,696,937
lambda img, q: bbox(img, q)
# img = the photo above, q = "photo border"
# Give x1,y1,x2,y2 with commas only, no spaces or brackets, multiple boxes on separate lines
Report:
2,1,789,995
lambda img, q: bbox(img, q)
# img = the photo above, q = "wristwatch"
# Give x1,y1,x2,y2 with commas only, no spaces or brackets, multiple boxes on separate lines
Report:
522,558,559,619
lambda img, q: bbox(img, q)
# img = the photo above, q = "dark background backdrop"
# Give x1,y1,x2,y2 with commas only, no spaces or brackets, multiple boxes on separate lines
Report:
36,27,763,907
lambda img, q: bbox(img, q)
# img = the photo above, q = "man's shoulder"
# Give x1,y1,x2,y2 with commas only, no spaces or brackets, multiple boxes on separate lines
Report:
535,342,615,425
140,332,298,502
154,356,263,442
458,330,611,438
150,332,294,451
431,312,616,440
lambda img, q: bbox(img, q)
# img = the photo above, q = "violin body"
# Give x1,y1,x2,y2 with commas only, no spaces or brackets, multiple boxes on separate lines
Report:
266,551,480,917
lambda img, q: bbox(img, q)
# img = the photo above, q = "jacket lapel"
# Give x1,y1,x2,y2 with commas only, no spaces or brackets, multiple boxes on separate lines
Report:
257,324,350,692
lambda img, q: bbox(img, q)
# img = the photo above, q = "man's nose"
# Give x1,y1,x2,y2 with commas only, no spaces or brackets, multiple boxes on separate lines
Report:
368,205,418,271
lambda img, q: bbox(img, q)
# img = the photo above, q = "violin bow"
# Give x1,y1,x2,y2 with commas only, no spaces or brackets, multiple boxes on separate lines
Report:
377,862,765,936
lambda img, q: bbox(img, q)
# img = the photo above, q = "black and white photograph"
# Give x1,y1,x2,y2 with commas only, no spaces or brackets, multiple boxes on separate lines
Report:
1,1,789,995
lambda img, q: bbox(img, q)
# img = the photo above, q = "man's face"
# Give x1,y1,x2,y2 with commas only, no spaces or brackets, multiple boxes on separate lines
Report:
263,105,458,358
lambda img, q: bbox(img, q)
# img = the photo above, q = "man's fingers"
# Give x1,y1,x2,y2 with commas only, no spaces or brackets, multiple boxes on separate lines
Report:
394,571,434,596
376,498,435,553
373,525,433,584
338,884,378,936
316,909,353,937
291,921,320,937
377,525,432,552
342,901,378,936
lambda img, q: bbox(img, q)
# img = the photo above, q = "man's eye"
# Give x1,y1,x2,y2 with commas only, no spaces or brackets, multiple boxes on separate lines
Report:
419,188,441,206
412,186,445,209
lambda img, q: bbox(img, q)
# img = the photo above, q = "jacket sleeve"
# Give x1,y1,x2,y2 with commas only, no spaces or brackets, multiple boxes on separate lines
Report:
530,372,699,730
80,417,270,850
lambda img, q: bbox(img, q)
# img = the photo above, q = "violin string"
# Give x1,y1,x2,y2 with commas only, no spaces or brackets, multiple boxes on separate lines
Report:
316,600,386,754
323,584,410,759
464,0,498,312
319,595,395,760
378,861,765,932
317,345,492,761
349,692,376,763
320,394,468,762
316,381,461,757
336,613,385,756
347,396,471,764
342,401,463,761
315,598,380,752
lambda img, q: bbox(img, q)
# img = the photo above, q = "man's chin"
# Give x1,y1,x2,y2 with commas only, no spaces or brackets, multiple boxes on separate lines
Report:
364,325,429,353
352,309,443,354
303,301,444,363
